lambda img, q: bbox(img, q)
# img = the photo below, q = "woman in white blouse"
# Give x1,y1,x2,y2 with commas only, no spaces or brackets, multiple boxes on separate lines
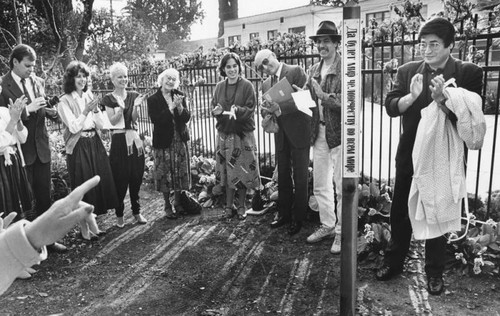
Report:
0,82,32,221
58,61,118,241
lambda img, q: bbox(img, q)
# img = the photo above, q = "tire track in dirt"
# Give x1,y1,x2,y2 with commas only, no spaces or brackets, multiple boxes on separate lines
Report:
254,263,276,309
279,255,312,314
192,227,270,312
108,224,218,313
313,269,332,316
83,198,164,265
408,257,433,315
74,220,212,315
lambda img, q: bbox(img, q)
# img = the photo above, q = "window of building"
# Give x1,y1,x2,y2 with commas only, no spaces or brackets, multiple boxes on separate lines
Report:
242,24,246,29
288,26,305,34
228,35,241,46
267,30,278,40
366,11,390,27
250,32,259,40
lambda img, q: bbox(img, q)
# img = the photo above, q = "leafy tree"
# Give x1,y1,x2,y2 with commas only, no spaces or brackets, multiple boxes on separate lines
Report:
86,8,157,68
124,0,205,46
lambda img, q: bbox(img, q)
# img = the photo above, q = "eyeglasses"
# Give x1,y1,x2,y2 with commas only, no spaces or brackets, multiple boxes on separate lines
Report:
164,76,177,82
257,58,270,71
418,42,442,51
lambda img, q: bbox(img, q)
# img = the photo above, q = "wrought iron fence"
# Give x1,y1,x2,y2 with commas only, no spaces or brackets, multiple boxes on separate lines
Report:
46,16,500,214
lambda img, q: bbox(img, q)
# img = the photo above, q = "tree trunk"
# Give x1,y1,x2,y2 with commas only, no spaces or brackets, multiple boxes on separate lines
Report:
218,0,238,38
74,0,95,61
12,0,22,44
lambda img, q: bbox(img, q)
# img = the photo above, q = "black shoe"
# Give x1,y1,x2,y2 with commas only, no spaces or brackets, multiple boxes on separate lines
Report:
427,276,444,295
270,216,289,228
165,212,178,220
47,242,68,253
375,264,402,281
288,220,302,235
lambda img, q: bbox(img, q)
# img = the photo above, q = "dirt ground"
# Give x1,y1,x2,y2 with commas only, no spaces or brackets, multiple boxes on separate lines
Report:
1,188,499,316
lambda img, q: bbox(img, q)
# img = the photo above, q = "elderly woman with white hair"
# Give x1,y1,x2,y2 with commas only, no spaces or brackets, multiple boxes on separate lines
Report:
147,68,191,219
101,62,147,227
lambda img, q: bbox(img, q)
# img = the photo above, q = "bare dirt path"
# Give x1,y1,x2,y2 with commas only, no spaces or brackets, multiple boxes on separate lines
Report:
1,189,499,315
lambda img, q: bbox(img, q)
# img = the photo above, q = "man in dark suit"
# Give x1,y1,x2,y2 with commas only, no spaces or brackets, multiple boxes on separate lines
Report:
255,49,311,235
376,18,483,295
0,44,66,253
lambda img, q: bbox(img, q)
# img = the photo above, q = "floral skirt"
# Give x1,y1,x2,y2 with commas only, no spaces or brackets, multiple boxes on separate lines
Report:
66,134,119,215
153,132,191,193
215,131,261,190
0,150,33,220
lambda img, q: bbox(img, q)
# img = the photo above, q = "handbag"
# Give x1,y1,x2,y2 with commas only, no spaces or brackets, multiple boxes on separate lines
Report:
261,113,279,133
179,190,202,214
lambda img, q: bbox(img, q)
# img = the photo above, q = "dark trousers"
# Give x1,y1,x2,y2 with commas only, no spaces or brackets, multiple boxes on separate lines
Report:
276,133,310,222
384,168,447,277
109,134,145,217
25,156,51,217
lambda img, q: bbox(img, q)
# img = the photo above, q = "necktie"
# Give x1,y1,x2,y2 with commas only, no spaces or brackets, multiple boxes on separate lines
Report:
20,78,32,104
271,75,278,86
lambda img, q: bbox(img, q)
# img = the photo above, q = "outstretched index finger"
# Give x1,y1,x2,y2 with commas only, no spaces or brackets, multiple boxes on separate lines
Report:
67,175,100,202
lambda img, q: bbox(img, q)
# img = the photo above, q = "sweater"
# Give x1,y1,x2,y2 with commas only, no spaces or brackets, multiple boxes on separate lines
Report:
0,220,47,295
212,77,256,134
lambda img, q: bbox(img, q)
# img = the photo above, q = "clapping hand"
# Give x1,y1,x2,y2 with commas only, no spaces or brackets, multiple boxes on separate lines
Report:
310,78,329,101
8,96,27,122
173,94,184,112
212,103,224,116
134,94,145,108
85,93,100,114
410,73,424,100
24,176,100,251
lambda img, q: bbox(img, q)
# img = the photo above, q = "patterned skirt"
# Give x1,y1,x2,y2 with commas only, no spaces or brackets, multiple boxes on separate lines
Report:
153,131,191,193
215,131,261,190
66,134,119,215
0,149,33,220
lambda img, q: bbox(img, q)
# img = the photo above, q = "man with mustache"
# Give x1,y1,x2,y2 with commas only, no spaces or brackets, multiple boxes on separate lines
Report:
305,21,343,254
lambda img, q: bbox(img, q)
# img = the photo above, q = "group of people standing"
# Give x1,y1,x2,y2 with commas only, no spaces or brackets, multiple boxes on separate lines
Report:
217,16,484,298
0,44,193,258
0,16,485,298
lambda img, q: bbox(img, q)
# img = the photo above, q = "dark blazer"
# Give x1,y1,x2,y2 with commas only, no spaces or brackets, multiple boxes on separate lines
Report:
0,71,55,165
147,88,191,149
385,57,483,172
261,63,310,150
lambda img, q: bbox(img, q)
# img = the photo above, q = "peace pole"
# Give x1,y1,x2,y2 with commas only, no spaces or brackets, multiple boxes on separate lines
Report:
340,3,361,315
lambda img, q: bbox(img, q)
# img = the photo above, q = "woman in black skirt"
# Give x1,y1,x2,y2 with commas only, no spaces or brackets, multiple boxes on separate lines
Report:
58,61,118,240
101,62,146,227
147,68,191,219
0,85,32,221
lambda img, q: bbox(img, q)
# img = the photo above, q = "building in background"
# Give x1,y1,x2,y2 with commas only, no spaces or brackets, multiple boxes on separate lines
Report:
220,1,443,47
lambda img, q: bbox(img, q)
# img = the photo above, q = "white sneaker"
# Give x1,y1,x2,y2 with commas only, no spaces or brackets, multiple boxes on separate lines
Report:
330,235,341,254
306,225,335,243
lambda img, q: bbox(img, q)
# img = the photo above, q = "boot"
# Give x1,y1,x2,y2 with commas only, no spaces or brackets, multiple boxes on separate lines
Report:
163,192,177,219
173,190,186,215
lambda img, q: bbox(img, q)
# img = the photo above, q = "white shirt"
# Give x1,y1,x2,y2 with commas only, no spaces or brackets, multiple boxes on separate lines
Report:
11,72,36,103
58,91,105,134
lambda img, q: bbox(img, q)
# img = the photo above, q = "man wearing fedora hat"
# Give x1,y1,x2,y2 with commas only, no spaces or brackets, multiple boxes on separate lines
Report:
254,48,310,236
305,20,343,254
